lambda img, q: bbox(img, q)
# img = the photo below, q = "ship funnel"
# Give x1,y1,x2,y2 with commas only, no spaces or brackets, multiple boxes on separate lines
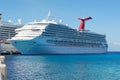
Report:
78,17,92,31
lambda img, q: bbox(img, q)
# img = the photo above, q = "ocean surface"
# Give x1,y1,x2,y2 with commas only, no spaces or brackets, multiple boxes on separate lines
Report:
5,52,120,80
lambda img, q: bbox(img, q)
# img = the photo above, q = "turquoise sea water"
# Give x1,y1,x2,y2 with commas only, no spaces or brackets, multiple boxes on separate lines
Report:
5,52,120,80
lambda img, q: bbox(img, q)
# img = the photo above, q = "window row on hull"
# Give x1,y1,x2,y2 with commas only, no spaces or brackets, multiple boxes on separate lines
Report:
46,40,107,48
42,32,106,42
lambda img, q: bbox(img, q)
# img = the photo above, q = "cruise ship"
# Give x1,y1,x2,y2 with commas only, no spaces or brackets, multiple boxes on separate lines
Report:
0,13,23,40
9,13,108,54
0,13,23,53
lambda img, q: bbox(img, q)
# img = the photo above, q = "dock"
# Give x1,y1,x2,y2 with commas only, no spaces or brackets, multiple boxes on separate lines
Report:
0,56,6,80
0,42,21,55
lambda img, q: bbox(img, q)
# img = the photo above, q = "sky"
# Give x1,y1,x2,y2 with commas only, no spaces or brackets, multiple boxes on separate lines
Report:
0,0,120,51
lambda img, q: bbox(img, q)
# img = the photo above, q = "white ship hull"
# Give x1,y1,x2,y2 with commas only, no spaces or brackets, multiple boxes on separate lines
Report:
10,37,107,54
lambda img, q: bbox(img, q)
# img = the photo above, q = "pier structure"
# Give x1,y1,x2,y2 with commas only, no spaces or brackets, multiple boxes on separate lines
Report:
0,56,6,80
0,40,1,54
0,13,22,55
0,39,20,55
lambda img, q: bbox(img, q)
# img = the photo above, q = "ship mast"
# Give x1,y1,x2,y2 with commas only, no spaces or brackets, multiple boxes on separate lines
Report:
46,11,51,21
0,13,2,25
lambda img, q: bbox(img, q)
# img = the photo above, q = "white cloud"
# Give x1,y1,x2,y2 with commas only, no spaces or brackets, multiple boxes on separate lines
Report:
112,42,120,46
108,41,120,51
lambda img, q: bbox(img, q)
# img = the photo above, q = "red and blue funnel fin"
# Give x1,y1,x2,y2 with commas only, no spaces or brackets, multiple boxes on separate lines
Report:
78,17,92,31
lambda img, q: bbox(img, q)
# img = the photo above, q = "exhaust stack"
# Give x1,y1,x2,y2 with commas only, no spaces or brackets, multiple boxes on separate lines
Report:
78,17,92,31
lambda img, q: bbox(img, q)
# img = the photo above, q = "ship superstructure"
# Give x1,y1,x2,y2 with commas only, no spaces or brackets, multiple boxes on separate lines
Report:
0,13,23,40
10,13,108,54
0,13,23,53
